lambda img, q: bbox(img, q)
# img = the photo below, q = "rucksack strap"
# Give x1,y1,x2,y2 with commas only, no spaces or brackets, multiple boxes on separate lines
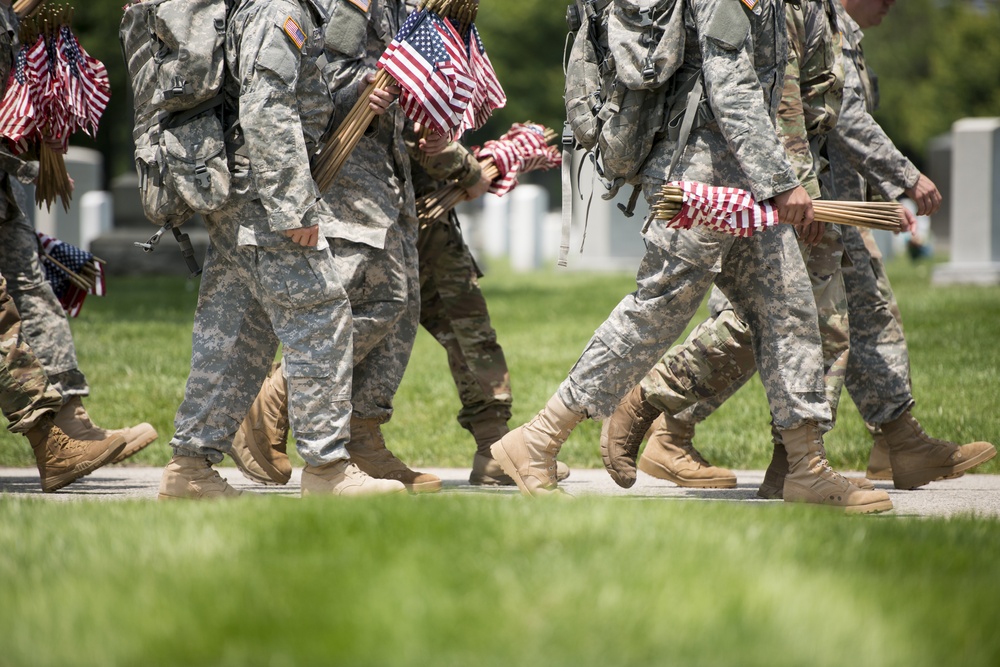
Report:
559,123,574,267
641,74,704,234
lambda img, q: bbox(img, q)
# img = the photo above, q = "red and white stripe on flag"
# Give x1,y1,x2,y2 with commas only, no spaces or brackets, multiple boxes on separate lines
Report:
475,123,561,197
664,181,779,237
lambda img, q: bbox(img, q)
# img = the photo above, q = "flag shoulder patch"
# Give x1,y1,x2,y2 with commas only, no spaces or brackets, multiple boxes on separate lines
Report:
283,17,306,50
739,0,761,13
346,0,371,12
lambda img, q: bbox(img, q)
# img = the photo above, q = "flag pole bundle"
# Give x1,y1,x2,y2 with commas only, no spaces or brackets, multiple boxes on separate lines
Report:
652,182,902,236
416,122,561,223
35,232,106,317
312,0,505,193
0,3,111,211
13,0,46,18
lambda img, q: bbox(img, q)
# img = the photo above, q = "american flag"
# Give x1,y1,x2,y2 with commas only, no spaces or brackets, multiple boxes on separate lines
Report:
664,181,780,237
0,47,39,151
475,123,561,196
458,25,505,135
378,10,475,139
36,233,106,317
57,26,110,139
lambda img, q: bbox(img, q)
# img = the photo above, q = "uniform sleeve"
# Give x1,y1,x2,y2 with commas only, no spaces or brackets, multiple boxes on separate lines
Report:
827,47,919,200
695,0,799,200
776,7,819,198
235,2,323,232
416,141,482,188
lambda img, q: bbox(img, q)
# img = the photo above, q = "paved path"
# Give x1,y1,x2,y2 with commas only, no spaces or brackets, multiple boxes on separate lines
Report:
3,466,1000,518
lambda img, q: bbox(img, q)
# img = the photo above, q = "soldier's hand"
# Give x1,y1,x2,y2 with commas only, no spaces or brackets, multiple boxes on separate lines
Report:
364,73,399,116
415,123,448,155
905,173,941,216
772,185,814,228
464,172,492,201
282,225,319,247
795,219,826,246
898,205,917,233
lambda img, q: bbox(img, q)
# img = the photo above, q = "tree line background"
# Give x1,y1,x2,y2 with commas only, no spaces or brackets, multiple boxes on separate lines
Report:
68,0,1000,187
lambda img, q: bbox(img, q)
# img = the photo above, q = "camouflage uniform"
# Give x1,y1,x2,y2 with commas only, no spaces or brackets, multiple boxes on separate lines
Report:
0,275,62,433
320,0,419,424
170,0,354,467
0,4,88,400
828,1,917,426
640,0,852,427
411,139,513,433
558,0,831,432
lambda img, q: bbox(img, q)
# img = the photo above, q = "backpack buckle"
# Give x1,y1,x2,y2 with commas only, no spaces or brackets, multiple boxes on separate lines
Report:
194,162,211,189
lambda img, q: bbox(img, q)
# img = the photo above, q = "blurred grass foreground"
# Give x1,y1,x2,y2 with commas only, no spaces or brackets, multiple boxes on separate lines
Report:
1,258,999,666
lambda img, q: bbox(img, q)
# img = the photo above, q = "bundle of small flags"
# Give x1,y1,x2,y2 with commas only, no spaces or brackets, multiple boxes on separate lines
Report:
416,122,561,223
312,0,505,192
653,182,903,235
36,232,106,317
0,5,110,211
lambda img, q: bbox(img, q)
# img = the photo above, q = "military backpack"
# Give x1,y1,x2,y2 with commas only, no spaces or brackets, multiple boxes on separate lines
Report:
120,0,233,228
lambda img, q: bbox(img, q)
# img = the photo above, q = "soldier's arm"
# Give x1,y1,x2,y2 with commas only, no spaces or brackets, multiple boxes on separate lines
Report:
827,45,921,204
777,5,820,199
235,1,324,235
406,137,483,189
322,3,376,127
0,146,37,185
695,0,799,202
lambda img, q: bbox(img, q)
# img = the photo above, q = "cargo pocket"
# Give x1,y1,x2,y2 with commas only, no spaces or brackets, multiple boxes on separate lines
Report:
161,113,231,215
135,144,194,226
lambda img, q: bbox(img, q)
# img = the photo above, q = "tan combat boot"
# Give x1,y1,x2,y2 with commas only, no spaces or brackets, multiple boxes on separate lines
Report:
759,431,873,500
490,394,584,497
880,408,996,490
54,396,158,464
600,385,660,488
781,424,892,514
638,414,737,489
864,426,893,480
158,455,243,500
26,416,126,492
229,362,292,485
347,417,442,493
468,417,569,486
301,459,406,496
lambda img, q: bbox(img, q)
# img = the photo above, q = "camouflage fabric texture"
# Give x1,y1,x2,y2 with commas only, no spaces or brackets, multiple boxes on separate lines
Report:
412,140,513,431
170,0,355,466
640,0,852,430
558,0,830,431
320,0,420,424
0,275,62,434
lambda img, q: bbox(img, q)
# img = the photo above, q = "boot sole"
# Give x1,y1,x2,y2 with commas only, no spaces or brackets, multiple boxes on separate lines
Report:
843,498,894,514
42,438,127,493
865,469,894,481
638,457,738,489
469,472,515,487
230,446,291,486
893,447,997,490
405,479,443,494
110,428,159,465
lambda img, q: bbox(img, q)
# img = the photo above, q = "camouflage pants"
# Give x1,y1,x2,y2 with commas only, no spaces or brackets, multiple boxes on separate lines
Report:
418,212,512,431
559,221,830,430
841,226,912,425
641,225,851,430
0,275,61,433
332,212,420,423
0,203,87,399
171,190,353,467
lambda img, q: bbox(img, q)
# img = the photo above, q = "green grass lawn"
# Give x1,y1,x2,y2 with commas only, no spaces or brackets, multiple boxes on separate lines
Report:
1,256,1000,665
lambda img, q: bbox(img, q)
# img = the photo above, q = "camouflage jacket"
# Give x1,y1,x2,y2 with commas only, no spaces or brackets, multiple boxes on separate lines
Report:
0,5,38,220
643,0,798,202
777,0,843,199
319,0,417,248
826,2,919,201
405,134,482,199
226,0,336,246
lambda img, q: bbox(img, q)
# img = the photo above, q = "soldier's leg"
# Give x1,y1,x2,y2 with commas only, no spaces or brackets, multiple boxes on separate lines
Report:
716,225,889,512
0,210,157,458
842,226,995,488
350,217,440,493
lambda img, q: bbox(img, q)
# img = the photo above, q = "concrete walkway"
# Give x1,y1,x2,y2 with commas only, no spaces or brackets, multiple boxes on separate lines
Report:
3,466,1000,518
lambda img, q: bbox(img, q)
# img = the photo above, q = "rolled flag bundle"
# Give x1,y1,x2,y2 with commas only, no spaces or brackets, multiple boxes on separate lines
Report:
0,5,110,211
312,0,505,192
653,182,903,235
416,122,560,223
36,232,106,317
